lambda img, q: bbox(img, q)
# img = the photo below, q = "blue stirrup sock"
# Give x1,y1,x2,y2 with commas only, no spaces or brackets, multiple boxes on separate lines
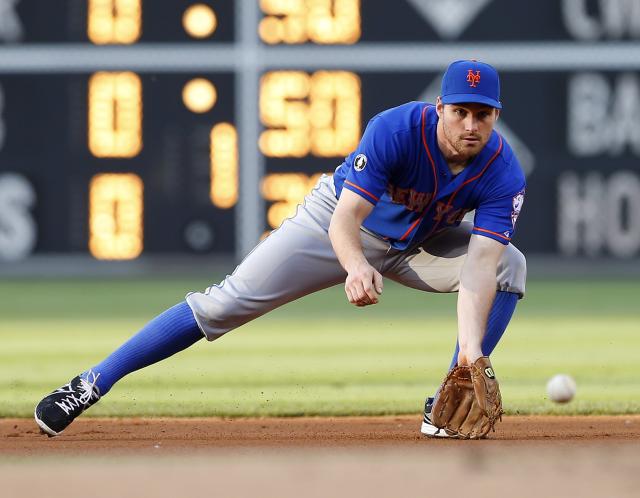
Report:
448,290,519,370
81,301,203,395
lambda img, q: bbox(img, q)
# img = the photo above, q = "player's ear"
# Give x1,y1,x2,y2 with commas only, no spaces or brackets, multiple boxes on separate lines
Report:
494,108,500,122
436,96,444,117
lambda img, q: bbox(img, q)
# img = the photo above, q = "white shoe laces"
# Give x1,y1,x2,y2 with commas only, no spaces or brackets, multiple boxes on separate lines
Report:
54,371,101,415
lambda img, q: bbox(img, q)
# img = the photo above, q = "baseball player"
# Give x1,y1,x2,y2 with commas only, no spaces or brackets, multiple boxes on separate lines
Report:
35,60,526,438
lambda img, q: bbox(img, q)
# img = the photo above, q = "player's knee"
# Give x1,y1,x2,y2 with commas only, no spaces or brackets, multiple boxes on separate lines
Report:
186,291,248,340
497,245,527,297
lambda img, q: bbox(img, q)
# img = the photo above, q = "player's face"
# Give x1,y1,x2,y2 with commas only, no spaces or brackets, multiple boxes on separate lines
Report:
437,101,499,159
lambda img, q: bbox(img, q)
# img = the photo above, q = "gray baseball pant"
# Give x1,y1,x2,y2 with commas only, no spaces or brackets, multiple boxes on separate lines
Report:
186,175,526,340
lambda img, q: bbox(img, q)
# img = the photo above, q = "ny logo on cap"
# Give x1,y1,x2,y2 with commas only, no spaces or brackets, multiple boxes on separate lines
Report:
466,70,481,88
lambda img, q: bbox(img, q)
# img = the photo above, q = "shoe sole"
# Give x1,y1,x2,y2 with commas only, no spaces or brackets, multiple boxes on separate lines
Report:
34,408,60,437
420,420,456,438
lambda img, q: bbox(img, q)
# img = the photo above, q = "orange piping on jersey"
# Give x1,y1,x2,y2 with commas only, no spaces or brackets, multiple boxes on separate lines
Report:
421,134,504,242
398,105,439,242
473,226,511,241
344,180,380,202
446,135,503,208
398,210,423,241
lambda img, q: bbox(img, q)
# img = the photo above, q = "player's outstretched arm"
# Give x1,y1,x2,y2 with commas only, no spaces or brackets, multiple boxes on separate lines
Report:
329,189,383,307
431,235,507,438
456,234,506,365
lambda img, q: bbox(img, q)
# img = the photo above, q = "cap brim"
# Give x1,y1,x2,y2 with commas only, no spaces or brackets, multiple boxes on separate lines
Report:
441,93,502,109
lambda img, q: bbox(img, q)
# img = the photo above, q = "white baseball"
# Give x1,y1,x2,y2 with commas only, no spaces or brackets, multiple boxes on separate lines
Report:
546,374,577,403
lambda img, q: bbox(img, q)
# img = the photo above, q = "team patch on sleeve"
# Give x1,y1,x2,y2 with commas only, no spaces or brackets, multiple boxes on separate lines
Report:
511,190,525,227
354,154,368,171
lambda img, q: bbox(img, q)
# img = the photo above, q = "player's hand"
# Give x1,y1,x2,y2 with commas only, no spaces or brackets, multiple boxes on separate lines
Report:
344,262,383,307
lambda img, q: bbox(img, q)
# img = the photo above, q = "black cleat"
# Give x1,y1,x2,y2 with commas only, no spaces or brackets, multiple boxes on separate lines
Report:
34,371,101,436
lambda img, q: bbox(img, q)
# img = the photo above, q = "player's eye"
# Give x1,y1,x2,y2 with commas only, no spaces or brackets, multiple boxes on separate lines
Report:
455,109,466,117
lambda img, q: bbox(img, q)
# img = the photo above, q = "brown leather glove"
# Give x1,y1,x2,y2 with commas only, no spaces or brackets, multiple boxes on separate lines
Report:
431,356,503,439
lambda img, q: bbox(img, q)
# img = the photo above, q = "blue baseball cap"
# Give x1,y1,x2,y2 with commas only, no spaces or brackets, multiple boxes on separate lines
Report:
441,60,502,109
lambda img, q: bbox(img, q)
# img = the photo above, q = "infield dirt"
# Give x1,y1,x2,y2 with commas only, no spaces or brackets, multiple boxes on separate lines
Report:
2,416,639,498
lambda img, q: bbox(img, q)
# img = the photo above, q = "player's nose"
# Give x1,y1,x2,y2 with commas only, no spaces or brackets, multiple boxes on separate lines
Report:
464,115,479,132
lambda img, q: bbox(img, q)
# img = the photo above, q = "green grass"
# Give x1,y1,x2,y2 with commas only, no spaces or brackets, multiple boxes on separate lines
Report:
1,278,639,417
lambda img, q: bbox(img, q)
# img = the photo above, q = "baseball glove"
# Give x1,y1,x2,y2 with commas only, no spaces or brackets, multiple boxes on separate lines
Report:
431,356,503,439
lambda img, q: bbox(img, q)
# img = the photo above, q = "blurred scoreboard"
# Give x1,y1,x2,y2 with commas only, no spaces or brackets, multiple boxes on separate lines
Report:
0,71,235,259
1,1,237,260
1,0,640,262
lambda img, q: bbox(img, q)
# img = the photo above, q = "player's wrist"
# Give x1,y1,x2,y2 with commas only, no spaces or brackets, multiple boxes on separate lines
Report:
457,345,483,366
345,257,371,274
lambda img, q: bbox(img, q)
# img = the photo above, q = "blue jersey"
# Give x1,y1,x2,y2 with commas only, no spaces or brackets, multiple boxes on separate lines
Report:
333,102,526,250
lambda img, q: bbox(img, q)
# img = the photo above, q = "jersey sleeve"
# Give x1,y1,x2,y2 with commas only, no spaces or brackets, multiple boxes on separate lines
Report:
342,115,402,205
473,169,526,245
